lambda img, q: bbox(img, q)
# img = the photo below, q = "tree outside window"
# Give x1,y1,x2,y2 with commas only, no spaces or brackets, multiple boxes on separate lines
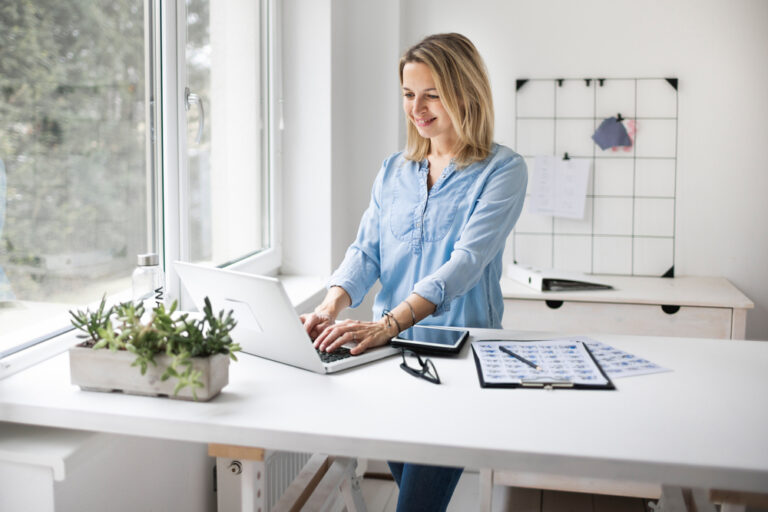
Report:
0,1,149,332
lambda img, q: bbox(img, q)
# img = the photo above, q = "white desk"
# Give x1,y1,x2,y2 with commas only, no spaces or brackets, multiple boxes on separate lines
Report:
0,329,767,498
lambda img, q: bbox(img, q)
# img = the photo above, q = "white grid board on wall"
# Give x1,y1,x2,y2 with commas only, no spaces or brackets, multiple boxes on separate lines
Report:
511,77,679,277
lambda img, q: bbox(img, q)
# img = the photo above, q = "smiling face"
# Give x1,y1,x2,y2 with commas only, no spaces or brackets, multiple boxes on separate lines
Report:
401,61,458,153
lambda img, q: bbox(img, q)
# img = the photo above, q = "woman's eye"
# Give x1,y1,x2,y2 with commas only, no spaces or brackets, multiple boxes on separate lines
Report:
428,94,440,99
403,92,414,98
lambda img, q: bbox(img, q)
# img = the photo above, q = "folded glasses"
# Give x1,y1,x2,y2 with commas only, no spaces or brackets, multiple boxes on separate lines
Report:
400,348,441,385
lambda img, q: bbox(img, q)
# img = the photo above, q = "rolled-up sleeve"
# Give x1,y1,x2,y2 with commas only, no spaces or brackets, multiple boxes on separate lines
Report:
326,165,386,308
412,154,528,313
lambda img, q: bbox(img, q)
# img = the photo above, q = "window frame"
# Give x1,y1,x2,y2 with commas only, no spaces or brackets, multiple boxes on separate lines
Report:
0,0,164,372
162,0,282,310
0,0,281,370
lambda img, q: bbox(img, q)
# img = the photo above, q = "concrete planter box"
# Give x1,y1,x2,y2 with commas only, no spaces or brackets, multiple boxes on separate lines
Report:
69,345,230,401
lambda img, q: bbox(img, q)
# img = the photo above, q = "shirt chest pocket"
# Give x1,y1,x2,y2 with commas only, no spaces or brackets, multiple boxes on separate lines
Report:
389,172,475,243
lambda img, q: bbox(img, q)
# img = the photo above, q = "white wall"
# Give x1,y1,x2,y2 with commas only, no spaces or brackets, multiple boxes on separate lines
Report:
330,0,401,266
283,0,768,338
282,0,400,319
397,0,768,339
281,0,333,276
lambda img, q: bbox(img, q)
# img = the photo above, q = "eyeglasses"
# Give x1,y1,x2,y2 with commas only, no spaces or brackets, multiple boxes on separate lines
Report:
399,348,441,385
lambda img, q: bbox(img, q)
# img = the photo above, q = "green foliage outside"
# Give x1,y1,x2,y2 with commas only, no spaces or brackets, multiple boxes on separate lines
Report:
70,296,240,399
0,1,147,301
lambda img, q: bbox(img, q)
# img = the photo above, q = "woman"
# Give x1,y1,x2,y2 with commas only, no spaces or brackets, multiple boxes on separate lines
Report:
301,33,527,511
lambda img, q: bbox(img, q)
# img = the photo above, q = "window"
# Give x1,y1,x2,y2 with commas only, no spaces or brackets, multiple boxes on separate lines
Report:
0,1,152,353
0,0,277,358
181,0,273,267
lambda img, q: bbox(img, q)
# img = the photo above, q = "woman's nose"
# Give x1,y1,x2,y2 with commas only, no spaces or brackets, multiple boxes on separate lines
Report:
413,96,426,113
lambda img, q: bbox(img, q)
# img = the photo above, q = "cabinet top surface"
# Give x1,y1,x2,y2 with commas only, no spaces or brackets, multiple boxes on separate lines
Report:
501,275,754,308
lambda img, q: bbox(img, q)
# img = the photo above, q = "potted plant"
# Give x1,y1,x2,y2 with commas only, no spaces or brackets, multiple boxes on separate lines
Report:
68,297,240,401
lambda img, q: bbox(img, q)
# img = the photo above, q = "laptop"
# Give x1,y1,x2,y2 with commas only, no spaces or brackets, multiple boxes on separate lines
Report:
174,262,399,374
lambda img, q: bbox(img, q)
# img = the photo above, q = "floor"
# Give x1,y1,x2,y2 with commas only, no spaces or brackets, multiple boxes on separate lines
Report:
360,471,656,512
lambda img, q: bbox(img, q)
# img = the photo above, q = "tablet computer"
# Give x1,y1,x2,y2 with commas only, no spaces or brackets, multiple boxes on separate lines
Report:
390,326,470,354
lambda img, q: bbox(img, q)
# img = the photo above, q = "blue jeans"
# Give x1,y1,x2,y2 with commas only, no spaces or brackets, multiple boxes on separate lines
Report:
387,462,463,512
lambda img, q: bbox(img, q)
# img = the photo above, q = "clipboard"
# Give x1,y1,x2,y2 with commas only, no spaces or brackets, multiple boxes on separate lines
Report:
471,339,615,390
507,263,613,292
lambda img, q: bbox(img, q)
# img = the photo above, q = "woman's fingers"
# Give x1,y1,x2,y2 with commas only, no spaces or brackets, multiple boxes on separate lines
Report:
313,318,332,337
315,320,392,355
322,330,359,354
314,320,345,348
316,325,341,350
316,320,358,352
313,323,334,348
301,313,318,332
303,312,334,341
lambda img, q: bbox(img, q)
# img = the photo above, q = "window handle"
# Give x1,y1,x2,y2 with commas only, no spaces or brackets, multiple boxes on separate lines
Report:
184,86,205,145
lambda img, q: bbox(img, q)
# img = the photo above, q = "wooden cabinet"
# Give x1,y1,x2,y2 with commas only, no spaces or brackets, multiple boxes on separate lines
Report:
501,275,753,339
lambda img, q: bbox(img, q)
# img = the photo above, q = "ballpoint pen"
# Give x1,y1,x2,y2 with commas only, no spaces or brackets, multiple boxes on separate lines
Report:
499,346,541,371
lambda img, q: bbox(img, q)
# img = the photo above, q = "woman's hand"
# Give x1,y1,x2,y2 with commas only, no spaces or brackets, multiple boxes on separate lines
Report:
300,309,336,341
314,319,396,355
300,286,352,340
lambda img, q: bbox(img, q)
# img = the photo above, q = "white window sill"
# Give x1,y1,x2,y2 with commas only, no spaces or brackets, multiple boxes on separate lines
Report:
0,275,327,381
279,274,327,315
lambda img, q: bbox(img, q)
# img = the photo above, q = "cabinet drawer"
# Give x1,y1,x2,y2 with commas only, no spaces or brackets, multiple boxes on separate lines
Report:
502,299,733,339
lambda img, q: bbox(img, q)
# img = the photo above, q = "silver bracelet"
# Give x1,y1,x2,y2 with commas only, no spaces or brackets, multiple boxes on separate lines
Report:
382,310,401,335
404,299,417,328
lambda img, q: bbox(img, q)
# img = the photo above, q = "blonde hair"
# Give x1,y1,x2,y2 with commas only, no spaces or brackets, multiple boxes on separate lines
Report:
399,33,494,168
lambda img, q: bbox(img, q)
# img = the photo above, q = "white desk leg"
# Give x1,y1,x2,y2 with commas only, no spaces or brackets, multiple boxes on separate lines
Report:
339,469,367,512
216,457,266,512
210,444,267,512
720,505,746,512
304,457,367,512
650,487,717,512
478,469,493,512
271,454,366,512
242,460,266,511
650,487,687,512
689,488,717,512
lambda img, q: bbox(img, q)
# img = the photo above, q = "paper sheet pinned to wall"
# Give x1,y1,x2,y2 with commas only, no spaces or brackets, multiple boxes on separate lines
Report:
526,156,590,219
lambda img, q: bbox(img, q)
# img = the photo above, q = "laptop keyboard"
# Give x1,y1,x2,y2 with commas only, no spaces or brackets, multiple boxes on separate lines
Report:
314,342,353,364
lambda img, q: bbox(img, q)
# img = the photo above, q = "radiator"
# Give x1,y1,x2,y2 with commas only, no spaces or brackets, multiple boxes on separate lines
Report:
264,451,313,510
215,450,312,512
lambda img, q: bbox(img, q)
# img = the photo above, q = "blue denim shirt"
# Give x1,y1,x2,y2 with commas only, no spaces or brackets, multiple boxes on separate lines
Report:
328,143,527,329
